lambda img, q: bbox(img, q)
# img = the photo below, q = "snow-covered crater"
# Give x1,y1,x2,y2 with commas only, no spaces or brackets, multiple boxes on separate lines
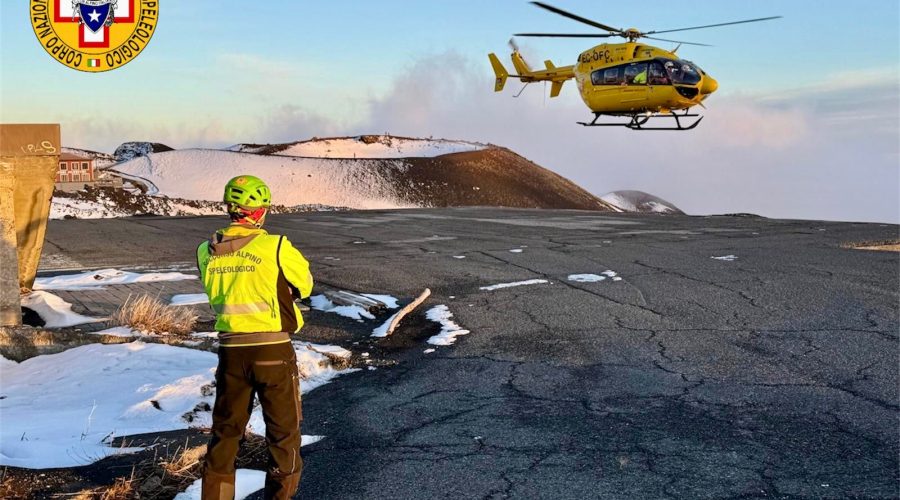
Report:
112,149,413,209
233,135,487,159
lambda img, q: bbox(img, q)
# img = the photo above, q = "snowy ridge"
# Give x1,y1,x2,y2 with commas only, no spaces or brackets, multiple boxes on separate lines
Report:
50,186,347,219
276,136,485,159
112,149,413,209
49,196,222,219
232,135,487,159
600,190,683,214
226,143,266,153
96,135,612,212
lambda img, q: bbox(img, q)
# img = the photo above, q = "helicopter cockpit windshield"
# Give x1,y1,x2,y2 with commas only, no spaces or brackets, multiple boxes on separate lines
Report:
662,60,702,86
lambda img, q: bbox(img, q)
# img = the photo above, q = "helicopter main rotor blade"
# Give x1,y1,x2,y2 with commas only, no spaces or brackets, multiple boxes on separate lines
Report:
642,36,712,47
645,16,782,35
529,1,622,34
515,32,619,38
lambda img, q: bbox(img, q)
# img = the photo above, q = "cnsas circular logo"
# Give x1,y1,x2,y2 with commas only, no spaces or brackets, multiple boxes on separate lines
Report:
30,0,158,72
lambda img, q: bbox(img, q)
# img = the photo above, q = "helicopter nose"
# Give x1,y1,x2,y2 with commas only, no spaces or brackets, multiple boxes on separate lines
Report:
700,75,718,95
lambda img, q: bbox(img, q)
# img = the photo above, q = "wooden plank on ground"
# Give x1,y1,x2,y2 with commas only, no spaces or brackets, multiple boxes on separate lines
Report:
372,288,431,338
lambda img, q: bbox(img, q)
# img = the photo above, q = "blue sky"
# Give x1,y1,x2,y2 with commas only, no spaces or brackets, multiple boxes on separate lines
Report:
1,1,898,221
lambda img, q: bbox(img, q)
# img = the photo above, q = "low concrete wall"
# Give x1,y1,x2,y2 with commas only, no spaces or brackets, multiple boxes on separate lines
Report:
0,124,61,326
0,326,133,361
55,178,123,193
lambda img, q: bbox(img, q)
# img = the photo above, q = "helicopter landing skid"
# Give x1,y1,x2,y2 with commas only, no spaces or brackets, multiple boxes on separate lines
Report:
578,112,703,131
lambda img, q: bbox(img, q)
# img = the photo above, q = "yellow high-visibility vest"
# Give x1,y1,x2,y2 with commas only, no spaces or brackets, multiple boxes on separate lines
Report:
197,225,313,345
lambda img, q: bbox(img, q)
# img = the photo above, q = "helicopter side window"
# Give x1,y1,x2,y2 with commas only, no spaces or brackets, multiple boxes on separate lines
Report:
604,67,621,85
624,63,648,85
592,66,623,86
649,61,669,85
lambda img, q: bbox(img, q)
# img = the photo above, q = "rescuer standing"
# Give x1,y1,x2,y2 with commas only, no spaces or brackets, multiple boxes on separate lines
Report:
197,175,313,500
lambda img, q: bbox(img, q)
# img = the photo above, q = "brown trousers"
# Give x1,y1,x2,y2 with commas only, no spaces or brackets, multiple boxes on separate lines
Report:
202,342,302,500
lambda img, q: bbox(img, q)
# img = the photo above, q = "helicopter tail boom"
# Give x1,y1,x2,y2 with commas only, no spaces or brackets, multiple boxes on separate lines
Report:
510,51,533,75
488,50,574,98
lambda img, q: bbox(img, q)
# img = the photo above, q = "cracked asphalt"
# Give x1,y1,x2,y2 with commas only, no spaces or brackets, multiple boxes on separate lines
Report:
43,208,899,499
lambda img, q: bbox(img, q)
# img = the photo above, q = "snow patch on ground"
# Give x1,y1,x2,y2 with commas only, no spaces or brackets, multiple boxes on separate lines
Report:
425,305,470,346
601,270,623,281
20,291,104,327
0,342,217,468
34,268,196,291
274,136,485,159
170,293,209,306
50,198,123,219
360,294,400,309
301,435,325,446
0,340,352,469
568,274,606,283
303,342,352,359
567,270,624,283
92,326,138,337
712,255,739,261
309,295,374,320
175,469,265,500
479,279,549,291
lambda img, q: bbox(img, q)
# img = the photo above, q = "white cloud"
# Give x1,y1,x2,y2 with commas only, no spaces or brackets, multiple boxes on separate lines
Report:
57,115,235,152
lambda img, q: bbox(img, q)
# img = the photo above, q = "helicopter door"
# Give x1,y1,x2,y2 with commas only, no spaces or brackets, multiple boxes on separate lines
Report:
621,62,649,107
646,61,671,106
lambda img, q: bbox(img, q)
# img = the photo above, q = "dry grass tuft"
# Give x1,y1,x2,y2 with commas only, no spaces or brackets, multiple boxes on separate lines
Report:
131,442,208,499
842,239,900,252
110,294,198,336
161,445,206,478
70,474,135,499
100,477,135,500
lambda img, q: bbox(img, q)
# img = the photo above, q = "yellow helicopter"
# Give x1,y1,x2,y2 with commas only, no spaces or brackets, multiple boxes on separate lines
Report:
489,2,780,130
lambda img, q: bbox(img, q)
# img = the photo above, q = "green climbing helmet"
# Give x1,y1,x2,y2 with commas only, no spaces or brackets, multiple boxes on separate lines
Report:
223,175,271,208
